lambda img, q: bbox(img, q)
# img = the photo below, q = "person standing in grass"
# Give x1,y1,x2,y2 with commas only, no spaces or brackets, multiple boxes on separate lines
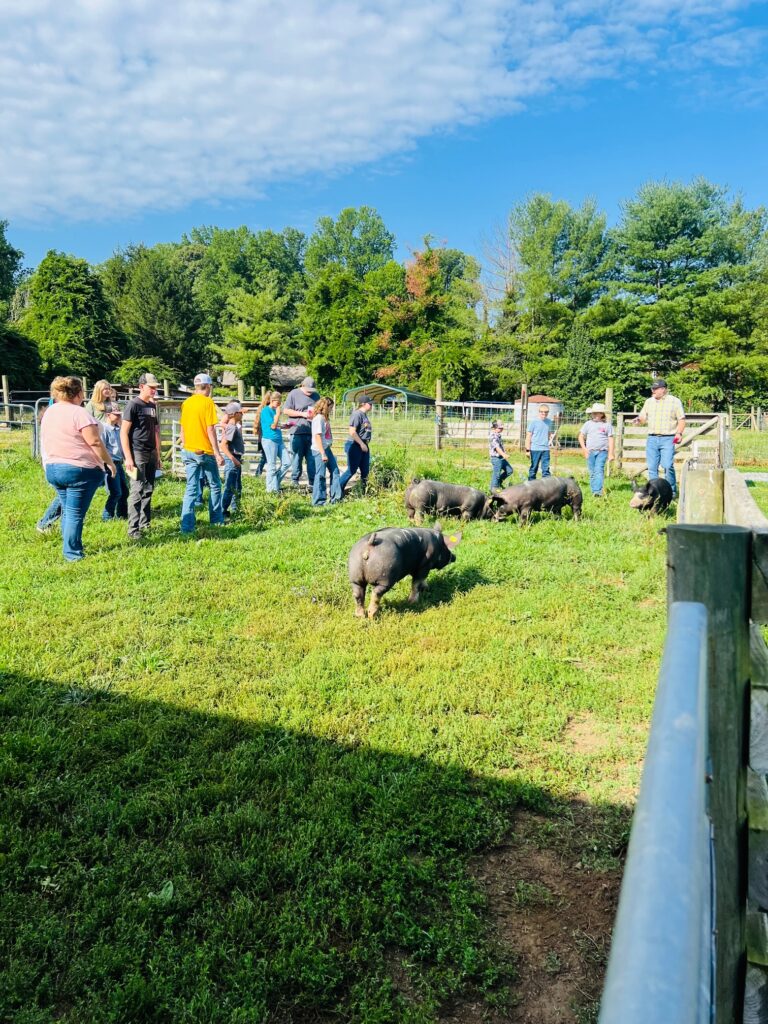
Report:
489,420,513,490
41,376,116,562
311,397,342,506
578,403,615,497
100,403,129,519
85,380,116,423
260,391,287,494
526,405,555,480
220,401,245,517
284,376,319,487
340,394,373,495
121,373,163,541
179,373,225,534
633,379,686,497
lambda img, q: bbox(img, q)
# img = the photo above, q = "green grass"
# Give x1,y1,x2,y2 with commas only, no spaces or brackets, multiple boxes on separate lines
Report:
0,438,666,1022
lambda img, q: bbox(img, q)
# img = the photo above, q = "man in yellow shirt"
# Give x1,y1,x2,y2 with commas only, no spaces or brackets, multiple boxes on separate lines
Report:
633,379,686,497
180,373,225,533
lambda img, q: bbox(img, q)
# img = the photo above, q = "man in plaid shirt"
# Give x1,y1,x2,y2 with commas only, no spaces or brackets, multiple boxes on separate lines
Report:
633,379,686,497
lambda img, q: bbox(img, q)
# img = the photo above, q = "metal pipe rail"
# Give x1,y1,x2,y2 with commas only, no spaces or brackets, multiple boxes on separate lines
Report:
599,601,713,1024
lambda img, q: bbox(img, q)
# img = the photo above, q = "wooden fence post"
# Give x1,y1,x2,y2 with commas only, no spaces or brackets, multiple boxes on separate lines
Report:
1,374,9,423
82,377,88,400
163,379,170,399
615,413,625,475
667,524,751,1022
237,380,245,402
261,386,266,401
435,378,442,451
250,386,255,401
518,384,528,452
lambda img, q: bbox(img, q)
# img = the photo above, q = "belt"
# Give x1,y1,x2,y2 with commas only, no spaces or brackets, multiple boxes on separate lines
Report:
648,433,675,437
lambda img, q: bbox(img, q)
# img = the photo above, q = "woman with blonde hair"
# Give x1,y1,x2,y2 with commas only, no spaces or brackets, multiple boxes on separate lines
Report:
40,376,116,561
85,380,116,422
310,397,342,506
259,390,287,493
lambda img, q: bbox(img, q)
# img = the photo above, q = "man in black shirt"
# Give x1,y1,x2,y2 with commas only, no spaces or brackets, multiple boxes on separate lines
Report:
340,395,373,494
121,373,162,540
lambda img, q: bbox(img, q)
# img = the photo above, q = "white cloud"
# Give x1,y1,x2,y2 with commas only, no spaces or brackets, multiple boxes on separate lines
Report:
0,0,762,220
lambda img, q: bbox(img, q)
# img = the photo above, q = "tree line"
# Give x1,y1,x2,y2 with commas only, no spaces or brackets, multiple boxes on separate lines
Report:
1,177,767,409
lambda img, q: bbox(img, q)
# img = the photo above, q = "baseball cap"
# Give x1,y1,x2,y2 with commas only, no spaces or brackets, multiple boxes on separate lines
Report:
650,379,667,390
107,402,122,415
301,376,315,389
138,373,161,388
357,394,373,405
194,373,213,386
224,401,242,415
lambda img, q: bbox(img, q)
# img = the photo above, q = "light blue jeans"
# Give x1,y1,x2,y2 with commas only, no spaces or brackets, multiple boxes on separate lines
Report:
587,449,608,495
262,437,286,493
311,448,342,505
45,463,105,561
181,452,224,533
646,435,677,495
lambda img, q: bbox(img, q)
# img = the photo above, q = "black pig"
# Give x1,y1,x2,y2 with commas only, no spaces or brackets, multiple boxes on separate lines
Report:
404,477,490,523
488,476,582,524
348,525,462,618
629,477,673,513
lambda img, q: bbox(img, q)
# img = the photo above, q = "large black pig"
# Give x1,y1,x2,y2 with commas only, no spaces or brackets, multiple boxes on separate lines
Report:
347,525,461,618
629,477,673,513
489,476,582,524
404,477,490,522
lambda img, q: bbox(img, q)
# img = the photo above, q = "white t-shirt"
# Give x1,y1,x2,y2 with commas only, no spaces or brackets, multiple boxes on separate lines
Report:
311,414,333,450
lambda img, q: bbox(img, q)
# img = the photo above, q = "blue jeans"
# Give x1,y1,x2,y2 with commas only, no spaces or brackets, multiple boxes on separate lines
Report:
312,448,342,505
339,440,371,492
45,463,105,561
37,491,63,529
647,435,677,495
222,457,242,513
587,450,608,495
290,432,315,485
490,456,512,490
103,462,128,519
528,449,550,479
181,452,224,533
262,438,286,493
256,443,266,477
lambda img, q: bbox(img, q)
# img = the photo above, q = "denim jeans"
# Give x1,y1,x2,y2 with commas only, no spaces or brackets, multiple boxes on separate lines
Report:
290,432,315,485
311,448,342,505
103,462,128,519
128,450,158,537
45,463,105,561
181,452,224,533
528,449,551,479
262,438,286,493
37,491,63,529
646,435,677,495
587,449,608,495
222,457,242,513
339,440,370,492
256,443,266,477
490,456,513,490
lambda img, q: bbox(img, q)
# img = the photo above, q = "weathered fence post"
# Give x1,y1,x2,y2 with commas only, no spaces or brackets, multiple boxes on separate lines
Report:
518,384,528,452
1,374,9,423
237,380,245,402
435,378,442,451
260,386,266,402
82,377,88,400
163,379,170,399
667,524,751,1022
250,386,255,401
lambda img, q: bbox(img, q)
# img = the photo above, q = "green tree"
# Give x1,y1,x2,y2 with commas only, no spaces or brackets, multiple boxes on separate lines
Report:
0,220,24,310
21,252,119,378
219,278,294,386
305,207,395,281
0,322,41,388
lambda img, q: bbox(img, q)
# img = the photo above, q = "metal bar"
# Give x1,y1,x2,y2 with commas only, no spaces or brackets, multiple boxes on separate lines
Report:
600,601,711,1024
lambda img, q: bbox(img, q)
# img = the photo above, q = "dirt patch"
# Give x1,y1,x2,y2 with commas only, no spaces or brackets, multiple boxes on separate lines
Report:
442,807,622,1024
563,713,613,756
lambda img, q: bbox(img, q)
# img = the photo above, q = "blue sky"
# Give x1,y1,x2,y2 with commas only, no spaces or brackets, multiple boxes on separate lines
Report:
3,0,767,270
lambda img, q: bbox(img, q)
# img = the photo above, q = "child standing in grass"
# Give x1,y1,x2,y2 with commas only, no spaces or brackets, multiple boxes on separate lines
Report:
578,402,615,497
526,405,555,479
100,403,128,520
489,420,513,490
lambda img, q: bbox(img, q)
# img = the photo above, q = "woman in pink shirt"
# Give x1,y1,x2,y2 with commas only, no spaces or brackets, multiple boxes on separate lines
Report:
41,376,116,562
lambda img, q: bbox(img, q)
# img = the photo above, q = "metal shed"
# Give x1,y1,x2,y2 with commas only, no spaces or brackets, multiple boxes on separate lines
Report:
341,384,435,411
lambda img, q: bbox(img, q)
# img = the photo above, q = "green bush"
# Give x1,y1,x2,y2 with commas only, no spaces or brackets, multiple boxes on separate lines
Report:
368,442,407,491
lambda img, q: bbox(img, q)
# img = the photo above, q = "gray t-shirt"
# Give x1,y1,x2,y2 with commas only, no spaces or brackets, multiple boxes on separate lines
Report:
579,419,614,452
349,408,372,443
284,388,319,434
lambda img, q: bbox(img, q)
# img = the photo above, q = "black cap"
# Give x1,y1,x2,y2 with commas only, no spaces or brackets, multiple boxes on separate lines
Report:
358,394,373,405
651,379,667,390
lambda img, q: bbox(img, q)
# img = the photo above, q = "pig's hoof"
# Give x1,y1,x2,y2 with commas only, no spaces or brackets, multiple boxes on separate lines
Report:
354,606,366,618
367,608,379,619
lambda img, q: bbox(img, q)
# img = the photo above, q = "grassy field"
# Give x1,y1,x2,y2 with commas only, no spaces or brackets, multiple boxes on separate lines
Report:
0,437,668,1023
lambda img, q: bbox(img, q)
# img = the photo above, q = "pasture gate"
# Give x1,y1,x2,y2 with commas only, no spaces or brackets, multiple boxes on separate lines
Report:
616,412,727,477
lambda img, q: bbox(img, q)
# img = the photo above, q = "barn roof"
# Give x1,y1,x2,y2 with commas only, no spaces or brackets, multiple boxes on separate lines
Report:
341,384,435,406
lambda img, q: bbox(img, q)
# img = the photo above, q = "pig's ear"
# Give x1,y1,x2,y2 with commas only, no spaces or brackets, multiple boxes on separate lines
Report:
434,522,443,533
445,531,462,549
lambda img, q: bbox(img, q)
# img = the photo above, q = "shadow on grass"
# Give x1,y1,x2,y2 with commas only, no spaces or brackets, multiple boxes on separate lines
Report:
0,672,629,1023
